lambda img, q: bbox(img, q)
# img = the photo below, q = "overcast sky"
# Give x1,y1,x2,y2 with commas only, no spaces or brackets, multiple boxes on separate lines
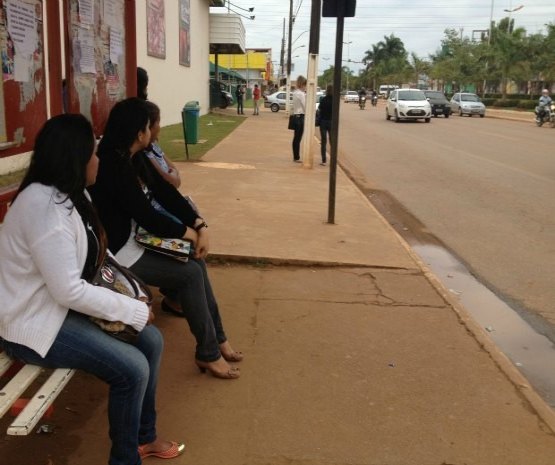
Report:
211,0,555,77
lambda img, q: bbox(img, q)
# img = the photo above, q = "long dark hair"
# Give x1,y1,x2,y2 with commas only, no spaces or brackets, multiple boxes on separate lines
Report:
15,114,95,204
97,97,149,159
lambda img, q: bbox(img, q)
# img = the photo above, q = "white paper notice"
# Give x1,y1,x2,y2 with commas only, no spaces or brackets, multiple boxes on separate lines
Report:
6,0,38,55
78,27,96,74
13,53,30,82
78,0,94,25
109,28,123,64
103,0,123,29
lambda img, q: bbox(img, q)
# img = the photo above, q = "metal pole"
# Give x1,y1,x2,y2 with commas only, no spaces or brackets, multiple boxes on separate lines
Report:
285,0,293,115
328,10,345,224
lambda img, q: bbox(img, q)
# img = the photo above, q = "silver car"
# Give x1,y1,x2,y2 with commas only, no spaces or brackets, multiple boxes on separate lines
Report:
264,91,292,112
450,93,486,117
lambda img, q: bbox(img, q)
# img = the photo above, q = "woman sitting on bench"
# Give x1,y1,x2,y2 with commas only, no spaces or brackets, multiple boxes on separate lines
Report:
0,114,184,464
88,98,243,380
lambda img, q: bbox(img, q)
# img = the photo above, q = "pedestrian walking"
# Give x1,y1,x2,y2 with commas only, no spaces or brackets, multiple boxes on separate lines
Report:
318,84,333,166
235,84,245,115
253,84,260,115
291,75,307,163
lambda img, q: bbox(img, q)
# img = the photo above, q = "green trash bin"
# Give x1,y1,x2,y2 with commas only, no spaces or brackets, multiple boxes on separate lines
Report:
182,101,200,144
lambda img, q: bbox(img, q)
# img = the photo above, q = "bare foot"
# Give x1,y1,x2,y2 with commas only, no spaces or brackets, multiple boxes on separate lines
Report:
220,340,244,362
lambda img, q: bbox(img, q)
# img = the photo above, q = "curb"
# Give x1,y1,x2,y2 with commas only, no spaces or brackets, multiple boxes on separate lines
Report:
333,145,555,434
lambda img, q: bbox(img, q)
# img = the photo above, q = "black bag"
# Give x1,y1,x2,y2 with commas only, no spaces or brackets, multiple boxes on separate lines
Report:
90,256,153,344
315,109,321,127
288,114,296,130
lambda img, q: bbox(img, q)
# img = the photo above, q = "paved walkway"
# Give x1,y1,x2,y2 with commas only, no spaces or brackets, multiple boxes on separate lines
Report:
2,107,555,465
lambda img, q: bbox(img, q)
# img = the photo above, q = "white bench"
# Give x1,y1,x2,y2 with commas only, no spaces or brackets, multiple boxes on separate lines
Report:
0,351,75,435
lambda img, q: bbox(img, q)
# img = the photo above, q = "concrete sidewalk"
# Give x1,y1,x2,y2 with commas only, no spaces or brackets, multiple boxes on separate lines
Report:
2,107,555,465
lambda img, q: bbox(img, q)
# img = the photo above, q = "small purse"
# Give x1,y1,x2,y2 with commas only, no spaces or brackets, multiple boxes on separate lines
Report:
135,226,192,261
288,114,296,130
90,255,153,344
315,109,321,127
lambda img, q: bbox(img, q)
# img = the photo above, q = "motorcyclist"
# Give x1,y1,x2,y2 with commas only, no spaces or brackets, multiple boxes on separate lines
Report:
370,89,378,105
536,89,552,119
358,87,367,106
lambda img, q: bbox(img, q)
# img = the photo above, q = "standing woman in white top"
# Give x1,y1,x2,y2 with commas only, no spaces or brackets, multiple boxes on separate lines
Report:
291,75,307,162
0,114,184,464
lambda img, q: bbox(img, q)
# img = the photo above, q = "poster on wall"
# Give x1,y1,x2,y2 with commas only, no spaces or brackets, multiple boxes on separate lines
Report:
146,0,165,58
178,0,189,67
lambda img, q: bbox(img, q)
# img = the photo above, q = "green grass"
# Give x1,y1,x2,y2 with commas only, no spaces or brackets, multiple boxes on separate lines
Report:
158,112,247,162
0,112,245,188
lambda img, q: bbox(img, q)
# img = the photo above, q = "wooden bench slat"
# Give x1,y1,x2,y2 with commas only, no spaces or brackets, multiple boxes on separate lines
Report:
0,352,14,377
0,364,42,418
7,368,75,436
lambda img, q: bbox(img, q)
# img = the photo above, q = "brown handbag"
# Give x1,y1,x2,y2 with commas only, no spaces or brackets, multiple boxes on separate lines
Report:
90,255,153,344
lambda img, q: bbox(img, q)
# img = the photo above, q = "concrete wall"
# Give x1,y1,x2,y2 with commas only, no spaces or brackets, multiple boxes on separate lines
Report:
135,0,211,125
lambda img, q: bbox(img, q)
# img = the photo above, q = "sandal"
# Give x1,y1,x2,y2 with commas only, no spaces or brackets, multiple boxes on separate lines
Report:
138,441,185,460
161,299,185,318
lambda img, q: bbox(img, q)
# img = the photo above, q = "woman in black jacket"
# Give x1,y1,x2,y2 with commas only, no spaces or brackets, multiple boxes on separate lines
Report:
89,98,242,379
318,85,333,166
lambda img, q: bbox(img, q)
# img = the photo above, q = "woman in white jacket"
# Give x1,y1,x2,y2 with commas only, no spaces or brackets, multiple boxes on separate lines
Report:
0,114,183,465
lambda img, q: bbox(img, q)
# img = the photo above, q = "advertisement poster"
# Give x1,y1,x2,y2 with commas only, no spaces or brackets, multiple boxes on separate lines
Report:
178,0,189,67
147,0,165,58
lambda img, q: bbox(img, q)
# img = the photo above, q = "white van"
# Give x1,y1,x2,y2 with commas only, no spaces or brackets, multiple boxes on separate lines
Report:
379,85,398,98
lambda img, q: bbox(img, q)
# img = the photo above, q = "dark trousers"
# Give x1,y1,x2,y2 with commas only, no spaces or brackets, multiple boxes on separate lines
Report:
292,114,305,161
237,98,244,114
319,120,331,163
130,251,226,362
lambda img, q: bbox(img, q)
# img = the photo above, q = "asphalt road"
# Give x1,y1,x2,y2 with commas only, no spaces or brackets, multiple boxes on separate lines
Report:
336,100,555,335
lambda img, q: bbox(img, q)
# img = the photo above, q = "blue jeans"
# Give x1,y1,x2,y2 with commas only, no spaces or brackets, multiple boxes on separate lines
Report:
129,252,226,362
0,312,163,465
292,115,305,161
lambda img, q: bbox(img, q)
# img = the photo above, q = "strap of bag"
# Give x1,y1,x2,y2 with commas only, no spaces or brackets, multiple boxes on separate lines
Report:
103,255,153,305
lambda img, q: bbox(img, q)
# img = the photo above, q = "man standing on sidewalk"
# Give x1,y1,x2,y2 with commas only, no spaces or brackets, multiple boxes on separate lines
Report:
236,85,244,115
253,84,261,115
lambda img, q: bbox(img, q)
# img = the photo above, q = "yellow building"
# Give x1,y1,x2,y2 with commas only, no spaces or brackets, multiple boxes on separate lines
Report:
210,48,273,89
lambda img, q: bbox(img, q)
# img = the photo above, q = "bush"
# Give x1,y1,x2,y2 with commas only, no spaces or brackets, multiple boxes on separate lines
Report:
481,98,496,107
493,99,519,107
516,100,537,110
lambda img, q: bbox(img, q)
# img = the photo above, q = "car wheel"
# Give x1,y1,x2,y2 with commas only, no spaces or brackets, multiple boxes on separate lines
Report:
425,118,431,123
445,113,450,119
386,109,391,120
394,110,400,122
270,103,279,112
459,108,463,117
480,114,485,118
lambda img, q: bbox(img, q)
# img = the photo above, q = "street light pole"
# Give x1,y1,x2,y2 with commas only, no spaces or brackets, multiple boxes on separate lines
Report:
343,38,352,91
285,0,293,115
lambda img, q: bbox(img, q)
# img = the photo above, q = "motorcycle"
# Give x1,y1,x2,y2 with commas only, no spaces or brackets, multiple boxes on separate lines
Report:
371,95,378,107
535,102,555,127
359,96,366,110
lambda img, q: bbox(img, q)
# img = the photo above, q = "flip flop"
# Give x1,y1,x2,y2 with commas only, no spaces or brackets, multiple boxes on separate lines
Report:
161,299,185,318
138,441,185,460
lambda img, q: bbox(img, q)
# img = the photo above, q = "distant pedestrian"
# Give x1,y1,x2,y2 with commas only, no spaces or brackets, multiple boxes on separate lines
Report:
253,84,261,115
318,85,333,166
235,84,244,115
291,75,307,163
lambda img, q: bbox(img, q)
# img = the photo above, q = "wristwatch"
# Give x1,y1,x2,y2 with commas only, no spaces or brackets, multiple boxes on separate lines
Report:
193,220,208,232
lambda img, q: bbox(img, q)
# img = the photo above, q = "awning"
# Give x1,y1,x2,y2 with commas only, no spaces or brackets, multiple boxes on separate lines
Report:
209,62,245,81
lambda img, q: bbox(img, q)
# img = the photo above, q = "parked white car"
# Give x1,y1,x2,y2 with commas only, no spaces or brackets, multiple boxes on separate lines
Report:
450,93,486,117
385,88,431,122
